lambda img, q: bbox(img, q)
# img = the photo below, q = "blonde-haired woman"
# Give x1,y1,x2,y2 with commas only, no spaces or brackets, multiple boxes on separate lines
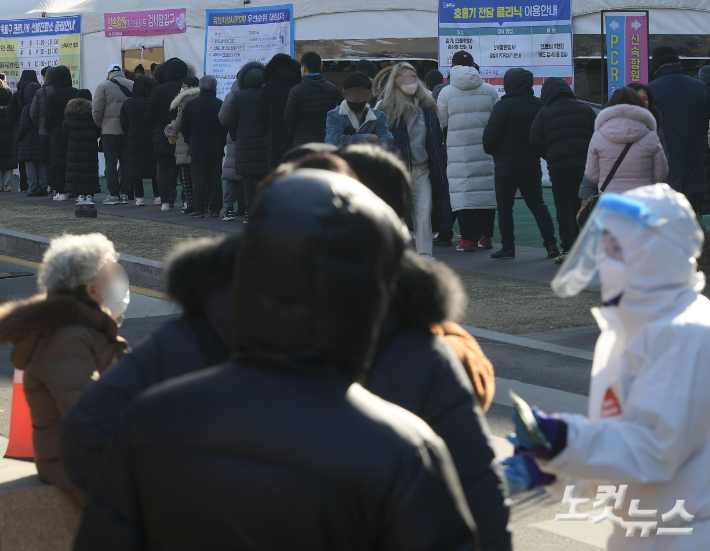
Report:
0,233,129,502
380,62,452,259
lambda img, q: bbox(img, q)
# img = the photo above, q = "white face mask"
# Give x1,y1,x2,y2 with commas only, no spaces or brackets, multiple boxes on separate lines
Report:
598,257,625,304
102,284,130,323
399,83,418,96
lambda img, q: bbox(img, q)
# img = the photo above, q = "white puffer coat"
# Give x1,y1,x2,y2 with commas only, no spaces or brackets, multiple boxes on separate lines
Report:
437,66,498,211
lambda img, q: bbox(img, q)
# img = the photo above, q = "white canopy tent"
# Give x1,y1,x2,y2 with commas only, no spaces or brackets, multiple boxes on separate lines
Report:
1,0,709,93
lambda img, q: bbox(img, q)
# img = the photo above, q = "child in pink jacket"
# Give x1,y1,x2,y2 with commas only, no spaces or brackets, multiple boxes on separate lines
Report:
586,87,668,194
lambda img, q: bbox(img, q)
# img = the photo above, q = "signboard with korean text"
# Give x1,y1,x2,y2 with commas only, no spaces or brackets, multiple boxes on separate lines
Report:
104,9,187,38
0,16,81,91
438,0,573,97
204,5,294,100
604,14,648,101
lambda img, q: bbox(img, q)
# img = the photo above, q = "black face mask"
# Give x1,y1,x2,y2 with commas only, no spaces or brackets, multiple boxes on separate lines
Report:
347,101,368,113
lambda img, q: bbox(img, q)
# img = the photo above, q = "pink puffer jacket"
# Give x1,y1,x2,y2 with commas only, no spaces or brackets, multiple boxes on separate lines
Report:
585,104,668,194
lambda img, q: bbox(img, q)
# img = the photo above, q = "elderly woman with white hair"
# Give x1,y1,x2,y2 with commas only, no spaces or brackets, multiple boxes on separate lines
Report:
0,233,129,501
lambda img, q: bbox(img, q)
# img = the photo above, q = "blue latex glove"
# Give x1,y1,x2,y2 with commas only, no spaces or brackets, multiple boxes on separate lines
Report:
500,454,555,493
507,406,566,460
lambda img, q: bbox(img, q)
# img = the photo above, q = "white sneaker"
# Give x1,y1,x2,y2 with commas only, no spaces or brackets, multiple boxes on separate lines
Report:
161,203,170,212
52,192,60,201
55,193,69,201
135,197,145,207
119,194,129,204
421,253,436,261
154,197,161,206
103,195,120,205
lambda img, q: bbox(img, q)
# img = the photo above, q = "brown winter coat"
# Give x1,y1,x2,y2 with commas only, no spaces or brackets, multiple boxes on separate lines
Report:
0,294,128,496
430,321,495,412
169,87,199,165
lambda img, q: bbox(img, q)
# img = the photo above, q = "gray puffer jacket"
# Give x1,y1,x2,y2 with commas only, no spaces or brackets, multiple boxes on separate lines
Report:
219,80,239,181
170,87,200,165
92,70,134,135
30,67,54,136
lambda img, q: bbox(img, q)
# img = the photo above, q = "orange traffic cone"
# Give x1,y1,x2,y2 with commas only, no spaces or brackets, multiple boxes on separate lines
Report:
5,369,34,459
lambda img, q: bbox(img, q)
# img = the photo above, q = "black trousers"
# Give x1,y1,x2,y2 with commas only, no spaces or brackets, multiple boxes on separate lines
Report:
156,156,178,206
41,135,52,190
130,178,157,198
192,157,223,214
549,166,584,252
52,165,66,193
458,209,495,241
18,162,27,191
495,164,557,251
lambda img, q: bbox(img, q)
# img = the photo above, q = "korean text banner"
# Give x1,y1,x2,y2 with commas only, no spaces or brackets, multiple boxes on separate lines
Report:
205,5,294,99
0,16,81,91
438,0,573,97
105,9,187,38
605,14,648,100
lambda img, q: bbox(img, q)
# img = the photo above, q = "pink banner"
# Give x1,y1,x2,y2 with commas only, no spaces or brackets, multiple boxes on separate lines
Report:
104,9,187,37
625,15,648,85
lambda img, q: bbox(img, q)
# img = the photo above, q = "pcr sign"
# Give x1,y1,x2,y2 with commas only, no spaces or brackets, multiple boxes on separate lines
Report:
605,14,648,101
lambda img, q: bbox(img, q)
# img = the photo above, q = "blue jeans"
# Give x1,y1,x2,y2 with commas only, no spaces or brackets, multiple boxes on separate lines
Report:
223,179,246,212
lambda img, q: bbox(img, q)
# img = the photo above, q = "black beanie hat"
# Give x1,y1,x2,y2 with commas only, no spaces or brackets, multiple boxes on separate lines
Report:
425,69,444,89
651,46,680,73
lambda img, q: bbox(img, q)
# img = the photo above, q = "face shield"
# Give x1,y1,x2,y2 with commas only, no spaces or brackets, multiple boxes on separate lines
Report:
96,262,130,322
551,193,665,299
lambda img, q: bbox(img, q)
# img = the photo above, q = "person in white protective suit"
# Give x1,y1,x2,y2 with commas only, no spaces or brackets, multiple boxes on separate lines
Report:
500,183,710,551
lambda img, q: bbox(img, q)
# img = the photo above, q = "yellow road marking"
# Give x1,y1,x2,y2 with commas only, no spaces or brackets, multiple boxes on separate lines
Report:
0,254,169,300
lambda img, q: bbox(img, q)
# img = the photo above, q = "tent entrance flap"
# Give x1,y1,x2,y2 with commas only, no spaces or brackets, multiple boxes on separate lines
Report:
122,48,165,77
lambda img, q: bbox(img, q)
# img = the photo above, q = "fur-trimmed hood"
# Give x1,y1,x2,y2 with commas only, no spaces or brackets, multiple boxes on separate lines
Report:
170,87,200,111
263,53,301,83
238,61,264,90
595,103,656,144
0,294,123,369
65,98,92,115
388,249,466,331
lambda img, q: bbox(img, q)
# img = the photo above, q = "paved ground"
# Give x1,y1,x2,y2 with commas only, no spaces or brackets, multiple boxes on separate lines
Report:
2,182,707,548
0,254,616,549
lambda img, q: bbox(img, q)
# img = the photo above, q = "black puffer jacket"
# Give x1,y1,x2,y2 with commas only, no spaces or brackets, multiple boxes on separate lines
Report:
16,82,41,163
0,88,14,171
43,66,78,167
225,61,268,176
257,54,301,167
529,78,596,170
284,74,342,146
482,68,542,168
62,98,100,195
181,89,226,158
145,58,188,157
698,65,710,214
8,70,39,164
74,171,477,551
120,76,156,179
62,317,230,494
218,79,239,180
366,251,511,551
62,235,237,495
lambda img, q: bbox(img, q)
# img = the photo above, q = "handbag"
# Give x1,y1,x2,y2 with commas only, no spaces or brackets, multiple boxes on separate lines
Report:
576,142,633,228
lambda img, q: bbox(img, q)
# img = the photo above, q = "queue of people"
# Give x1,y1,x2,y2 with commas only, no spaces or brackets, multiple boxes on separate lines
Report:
0,44,707,257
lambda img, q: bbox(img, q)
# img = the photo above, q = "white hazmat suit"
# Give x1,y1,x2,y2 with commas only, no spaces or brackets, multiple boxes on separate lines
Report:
545,184,710,551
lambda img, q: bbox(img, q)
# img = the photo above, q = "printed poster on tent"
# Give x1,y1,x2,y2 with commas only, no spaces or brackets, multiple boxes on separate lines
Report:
0,15,81,91
204,5,294,100
438,0,573,97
